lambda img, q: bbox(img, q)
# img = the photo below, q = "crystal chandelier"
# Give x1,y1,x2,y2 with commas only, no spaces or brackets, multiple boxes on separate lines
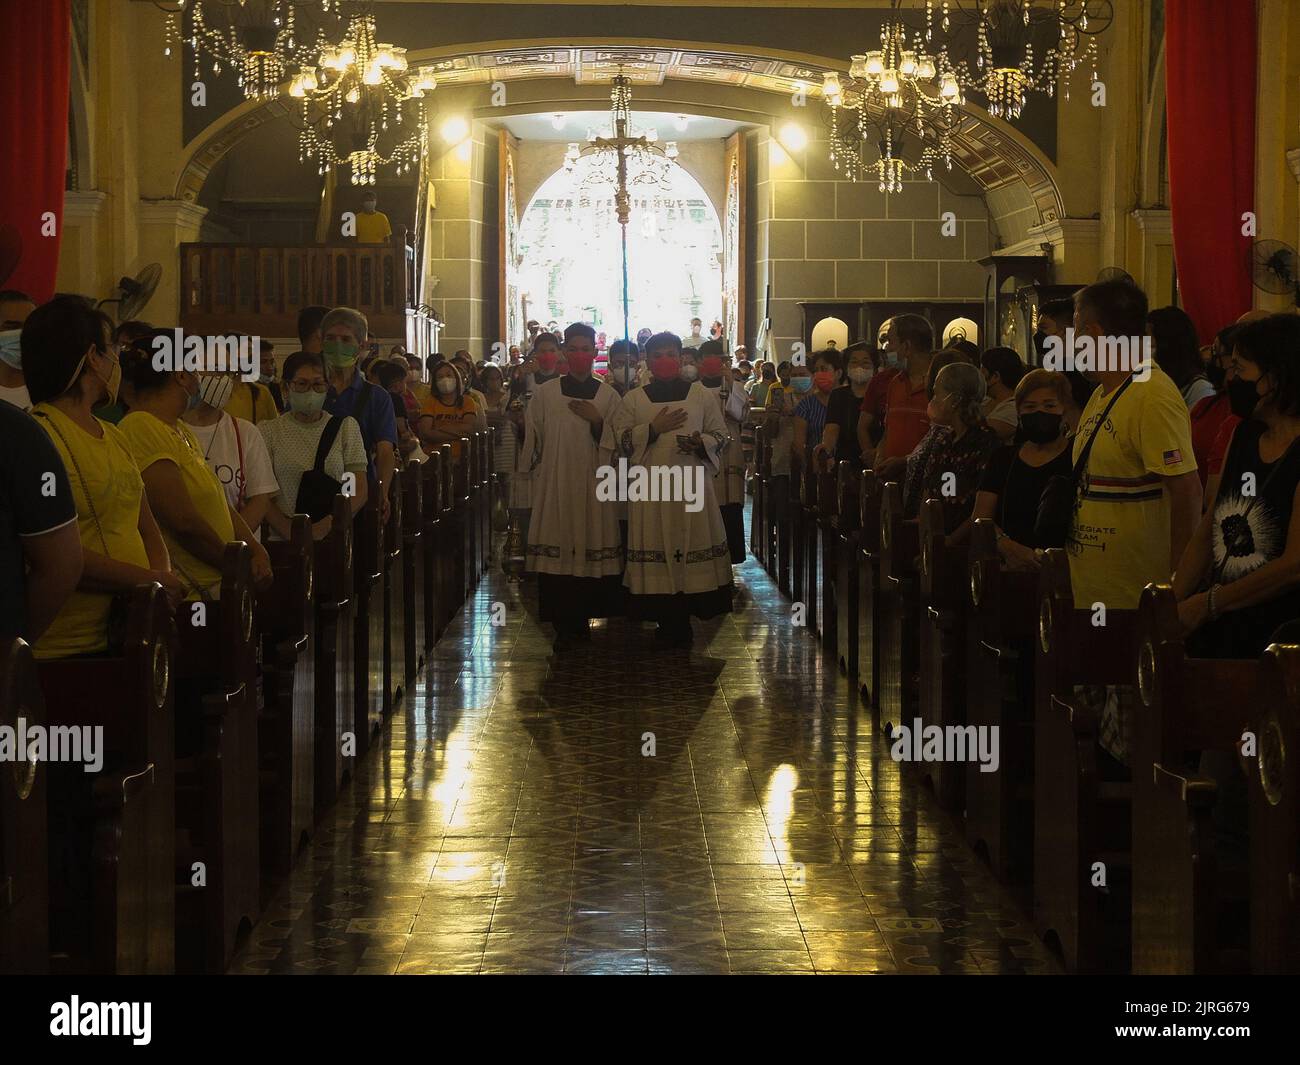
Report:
823,7,960,189
921,0,1112,119
287,11,436,184
154,0,344,101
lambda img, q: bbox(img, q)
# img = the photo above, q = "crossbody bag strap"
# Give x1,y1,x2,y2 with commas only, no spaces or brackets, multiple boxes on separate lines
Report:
1073,374,1134,482
232,415,247,508
312,415,344,474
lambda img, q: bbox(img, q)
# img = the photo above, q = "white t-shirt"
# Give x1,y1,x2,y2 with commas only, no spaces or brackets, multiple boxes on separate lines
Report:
258,411,368,536
983,395,1018,430
0,383,31,410
186,413,279,540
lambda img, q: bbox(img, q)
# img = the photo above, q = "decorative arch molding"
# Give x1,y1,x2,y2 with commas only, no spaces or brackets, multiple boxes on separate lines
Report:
173,40,1066,230
1140,39,1168,208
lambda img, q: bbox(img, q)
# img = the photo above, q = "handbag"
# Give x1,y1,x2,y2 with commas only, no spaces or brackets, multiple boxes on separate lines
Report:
1033,374,1134,548
294,415,345,521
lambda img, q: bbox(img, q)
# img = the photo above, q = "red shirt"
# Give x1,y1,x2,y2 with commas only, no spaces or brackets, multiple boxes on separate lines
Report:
878,370,931,461
859,367,900,423
1189,392,1239,487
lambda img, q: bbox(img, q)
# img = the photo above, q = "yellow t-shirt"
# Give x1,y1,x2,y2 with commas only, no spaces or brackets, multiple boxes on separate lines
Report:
225,381,279,425
419,394,475,458
120,411,235,599
1066,366,1197,610
355,210,392,244
30,404,152,658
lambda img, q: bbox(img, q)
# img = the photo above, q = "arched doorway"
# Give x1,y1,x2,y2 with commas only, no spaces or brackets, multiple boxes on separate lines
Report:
514,152,722,343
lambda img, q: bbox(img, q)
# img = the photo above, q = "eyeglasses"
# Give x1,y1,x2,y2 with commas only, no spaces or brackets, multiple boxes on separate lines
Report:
289,380,329,393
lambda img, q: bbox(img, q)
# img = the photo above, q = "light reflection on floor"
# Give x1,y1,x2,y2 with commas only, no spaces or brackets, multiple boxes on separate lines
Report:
232,519,1058,975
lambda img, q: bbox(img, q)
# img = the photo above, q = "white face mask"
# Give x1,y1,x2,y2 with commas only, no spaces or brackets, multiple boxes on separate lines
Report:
848,366,873,385
681,365,699,381
436,376,458,396
197,373,235,411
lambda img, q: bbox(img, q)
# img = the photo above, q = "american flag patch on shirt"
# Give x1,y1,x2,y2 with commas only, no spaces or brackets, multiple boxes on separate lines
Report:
1163,448,1183,465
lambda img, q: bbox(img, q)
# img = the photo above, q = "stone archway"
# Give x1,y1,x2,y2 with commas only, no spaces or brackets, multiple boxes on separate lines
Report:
172,40,1068,239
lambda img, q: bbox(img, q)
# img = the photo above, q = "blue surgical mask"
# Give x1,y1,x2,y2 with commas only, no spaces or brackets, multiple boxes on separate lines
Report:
791,377,813,393
883,351,900,369
0,329,21,370
185,378,204,411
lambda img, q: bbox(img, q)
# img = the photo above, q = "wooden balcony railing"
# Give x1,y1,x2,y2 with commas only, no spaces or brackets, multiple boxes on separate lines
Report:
179,227,415,340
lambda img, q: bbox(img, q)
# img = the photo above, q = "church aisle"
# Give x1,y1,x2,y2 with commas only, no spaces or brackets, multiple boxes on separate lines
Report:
232,535,1060,975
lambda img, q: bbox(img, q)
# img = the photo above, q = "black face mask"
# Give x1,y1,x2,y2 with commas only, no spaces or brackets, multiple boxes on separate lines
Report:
1019,410,1063,444
1206,360,1227,390
1228,376,1264,419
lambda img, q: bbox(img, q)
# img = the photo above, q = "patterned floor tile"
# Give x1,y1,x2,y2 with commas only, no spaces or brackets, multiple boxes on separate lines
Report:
229,518,1060,977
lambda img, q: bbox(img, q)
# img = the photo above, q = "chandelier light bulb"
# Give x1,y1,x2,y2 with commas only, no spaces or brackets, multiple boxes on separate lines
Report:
899,50,917,76
880,69,900,95
865,51,884,76
917,54,937,80
849,54,868,79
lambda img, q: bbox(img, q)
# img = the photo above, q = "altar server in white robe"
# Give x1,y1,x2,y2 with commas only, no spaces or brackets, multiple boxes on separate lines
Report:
521,322,624,650
608,331,733,649
696,339,747,563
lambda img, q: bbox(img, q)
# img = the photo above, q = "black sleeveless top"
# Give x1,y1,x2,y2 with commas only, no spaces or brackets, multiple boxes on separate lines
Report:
1188,419,1300,658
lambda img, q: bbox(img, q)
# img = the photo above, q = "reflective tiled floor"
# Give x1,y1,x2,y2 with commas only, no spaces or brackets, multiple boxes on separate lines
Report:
232,519,1060,975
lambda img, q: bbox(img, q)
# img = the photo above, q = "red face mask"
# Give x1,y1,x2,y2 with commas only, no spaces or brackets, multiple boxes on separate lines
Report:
651,355,680,381
566,351,594,376
813,370,836,392
535,350,558,372
700,356,724,378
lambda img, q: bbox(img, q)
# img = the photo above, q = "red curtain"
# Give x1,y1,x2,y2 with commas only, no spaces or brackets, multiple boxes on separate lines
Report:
0,0,71,303
1165,0,1256,342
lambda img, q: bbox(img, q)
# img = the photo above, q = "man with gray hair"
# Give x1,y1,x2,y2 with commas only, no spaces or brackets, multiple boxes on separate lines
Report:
320,306,398,523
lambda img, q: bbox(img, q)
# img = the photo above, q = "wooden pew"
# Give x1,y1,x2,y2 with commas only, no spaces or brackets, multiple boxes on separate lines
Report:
814,450,838,653
384,466,408,713
1033,548,1136,973
834,461,860,680
401,460,426,681
352,493,385,759
173,543,261,973
36,585,175,974
916,497,968,811
876,481,919,731
798,449,818,632
1247,642,1300,973
965,518,1038,884
479,427,493,573
313,494,355,821
0,637,47,973
258,515,315,888
457,438,474,602
750,424,767,568
855,470,883,709
1130,584,1256,974
787,453,803,602
419,454,443,649
446,442,468,620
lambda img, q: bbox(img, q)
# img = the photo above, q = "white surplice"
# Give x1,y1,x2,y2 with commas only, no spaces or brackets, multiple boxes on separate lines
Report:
608,381,732,597
520,376,623,577
702,378,748,507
